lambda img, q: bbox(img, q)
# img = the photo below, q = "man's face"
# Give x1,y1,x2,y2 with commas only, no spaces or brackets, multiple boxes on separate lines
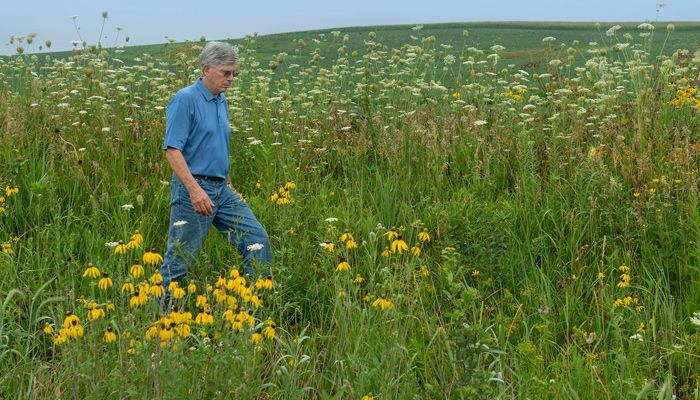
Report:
202,63,238,96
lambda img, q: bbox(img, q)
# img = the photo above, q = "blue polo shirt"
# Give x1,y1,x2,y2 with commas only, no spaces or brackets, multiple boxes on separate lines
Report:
163,77,231,179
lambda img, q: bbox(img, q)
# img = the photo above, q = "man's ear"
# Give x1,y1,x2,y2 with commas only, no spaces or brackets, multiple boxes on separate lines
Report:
202,64,210,76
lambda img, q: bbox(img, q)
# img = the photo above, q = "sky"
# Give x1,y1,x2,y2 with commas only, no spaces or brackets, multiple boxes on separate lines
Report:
2,0,698,54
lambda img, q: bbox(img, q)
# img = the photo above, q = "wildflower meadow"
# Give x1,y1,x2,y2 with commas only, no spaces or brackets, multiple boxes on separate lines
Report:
1,20,700,399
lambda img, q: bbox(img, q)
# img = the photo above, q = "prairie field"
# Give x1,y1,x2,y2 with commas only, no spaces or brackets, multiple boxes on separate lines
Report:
1,22,700,399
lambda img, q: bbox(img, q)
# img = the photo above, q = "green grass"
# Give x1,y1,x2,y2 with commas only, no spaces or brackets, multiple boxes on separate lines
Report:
1,21,700,399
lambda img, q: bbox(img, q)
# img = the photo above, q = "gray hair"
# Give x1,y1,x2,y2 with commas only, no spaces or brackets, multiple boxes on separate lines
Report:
200,41,238,69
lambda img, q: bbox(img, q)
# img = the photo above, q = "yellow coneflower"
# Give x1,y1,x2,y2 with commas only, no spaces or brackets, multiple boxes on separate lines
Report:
114,240,128,255
353,275,365,284
215,274,227,289
106,302,115,312
276,196,290,205
149,282,165,298
229,268,241,278
339,229,353,242
361,395,375,400
196,295,208,308
82,263,100,279
130,263,144,279
336,258,351,272
103,326,117,343
88,307,105,321
617,273,631,288
66,320,85,339
63,312,79,329
175,323,191,337
195,308,215,325
391,236,408,254
270,192,279,203
251,330,263,345
53,331,68,345
597,272,606,279
411,245,421,256
372,295,394,310
338,289,346,298
381,246,390,257
143,248,163,266
150,272,163,285
121,281,135,294
130,291,144,308
321,241,335,252
418,228,431,242
245,310,255,326
255,180,262,189
159,324,175,342
214,288,228,303
130,230,143,246
226,295,238,309
385,227,399,240
222,308,235,323
471,270,480,277
231,314,244,331
173,286,186,300
262,321,276,340
145,325,158,340
241,286,253,303
254,275,265,289
187,281,197,294
637,322,646,333
5,186,19,196
284,180,296,190
251,294,263,308
43,324,54,335
98,273,113,290
346,239,358,250
263,275,273,290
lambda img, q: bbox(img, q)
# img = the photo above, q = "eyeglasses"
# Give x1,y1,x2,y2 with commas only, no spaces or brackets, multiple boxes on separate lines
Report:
212,66,239,78
221,69,239,78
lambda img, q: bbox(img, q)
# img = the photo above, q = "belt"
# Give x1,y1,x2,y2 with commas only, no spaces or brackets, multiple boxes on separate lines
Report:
193,175,225,182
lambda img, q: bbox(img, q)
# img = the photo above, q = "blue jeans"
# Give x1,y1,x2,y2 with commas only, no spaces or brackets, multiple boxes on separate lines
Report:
160,176,272,291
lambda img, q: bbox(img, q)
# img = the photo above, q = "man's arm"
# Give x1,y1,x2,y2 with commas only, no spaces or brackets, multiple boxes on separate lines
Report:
165,148,215,216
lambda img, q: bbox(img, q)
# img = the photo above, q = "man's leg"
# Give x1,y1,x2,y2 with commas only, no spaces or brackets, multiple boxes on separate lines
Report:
160,178,215,293
213,187,272,276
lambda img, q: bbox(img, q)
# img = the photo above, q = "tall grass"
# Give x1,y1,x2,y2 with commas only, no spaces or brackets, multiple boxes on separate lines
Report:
0,22,699,399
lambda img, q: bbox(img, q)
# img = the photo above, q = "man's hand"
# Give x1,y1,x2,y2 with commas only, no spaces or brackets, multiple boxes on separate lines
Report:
188,185,215,216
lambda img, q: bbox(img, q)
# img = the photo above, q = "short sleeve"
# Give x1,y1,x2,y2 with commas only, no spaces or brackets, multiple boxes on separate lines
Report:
163,95,191,151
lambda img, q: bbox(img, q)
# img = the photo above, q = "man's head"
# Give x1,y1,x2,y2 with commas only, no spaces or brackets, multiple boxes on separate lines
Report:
200,41,239,96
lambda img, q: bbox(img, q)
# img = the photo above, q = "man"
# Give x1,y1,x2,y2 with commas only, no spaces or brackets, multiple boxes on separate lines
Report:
160,41,271,297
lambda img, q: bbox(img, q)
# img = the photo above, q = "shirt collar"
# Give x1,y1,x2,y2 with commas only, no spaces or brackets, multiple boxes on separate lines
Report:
195,77,220,102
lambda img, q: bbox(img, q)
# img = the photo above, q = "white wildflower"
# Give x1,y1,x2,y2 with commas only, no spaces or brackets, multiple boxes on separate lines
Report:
629,333,644,342
325,217,338,223
246,243,265,251
690,311,700,327
606,25,622,37
473,120,487,127
121,204,134,210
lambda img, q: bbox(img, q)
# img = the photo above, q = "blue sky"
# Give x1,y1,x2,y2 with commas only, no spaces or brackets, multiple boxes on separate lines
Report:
2,0,697,54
